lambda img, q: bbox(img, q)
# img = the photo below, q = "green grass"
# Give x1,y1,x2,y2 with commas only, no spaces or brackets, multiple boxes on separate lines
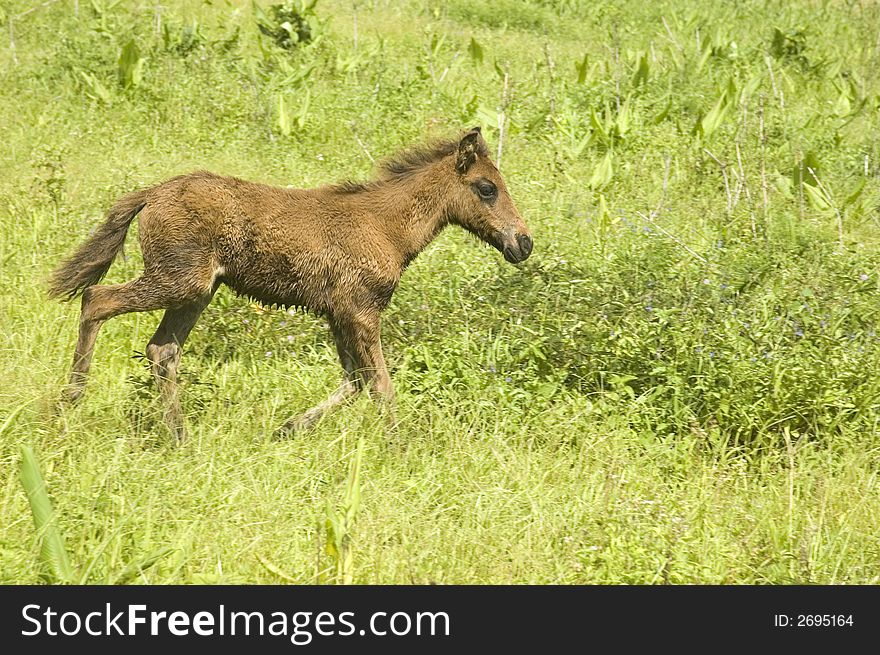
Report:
1,0,880,584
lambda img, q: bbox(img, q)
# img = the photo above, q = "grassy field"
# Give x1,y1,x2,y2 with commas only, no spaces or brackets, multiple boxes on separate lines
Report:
1,0,880,584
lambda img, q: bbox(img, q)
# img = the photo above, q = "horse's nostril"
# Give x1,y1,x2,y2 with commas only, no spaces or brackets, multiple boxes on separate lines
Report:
518,234,533,258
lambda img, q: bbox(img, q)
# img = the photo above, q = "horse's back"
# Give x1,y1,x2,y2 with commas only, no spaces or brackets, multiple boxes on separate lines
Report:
131,170,384,313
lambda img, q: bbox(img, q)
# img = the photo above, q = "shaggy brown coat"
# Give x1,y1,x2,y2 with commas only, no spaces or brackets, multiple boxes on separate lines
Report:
50,128,532,440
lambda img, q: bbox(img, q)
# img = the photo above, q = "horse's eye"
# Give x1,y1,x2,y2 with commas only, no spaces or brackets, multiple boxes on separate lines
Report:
475,180,497,200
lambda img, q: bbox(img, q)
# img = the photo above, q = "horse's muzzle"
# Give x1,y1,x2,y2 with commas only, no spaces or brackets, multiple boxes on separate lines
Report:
502,233,533,264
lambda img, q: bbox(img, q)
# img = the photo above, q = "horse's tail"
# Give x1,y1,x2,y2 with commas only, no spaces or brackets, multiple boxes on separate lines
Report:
48,189,148,300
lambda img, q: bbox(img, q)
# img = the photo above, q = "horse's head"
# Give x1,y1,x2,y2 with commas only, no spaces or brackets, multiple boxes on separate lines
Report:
448,127,532,264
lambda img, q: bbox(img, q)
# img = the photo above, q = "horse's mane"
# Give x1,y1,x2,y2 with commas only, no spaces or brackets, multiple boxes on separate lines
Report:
332,134,489,194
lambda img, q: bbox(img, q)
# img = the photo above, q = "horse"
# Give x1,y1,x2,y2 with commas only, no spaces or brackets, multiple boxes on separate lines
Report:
49,127,533,440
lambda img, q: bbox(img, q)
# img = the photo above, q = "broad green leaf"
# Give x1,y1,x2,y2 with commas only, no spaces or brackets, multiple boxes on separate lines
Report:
632,51,649,87
118,39,143,88
695,44,712,75
80,71,113,104
295,89,310,130
429,32,444,57
615,97,632,138
476,105,500,131
739,74,763,104
694,88,732,140
590,151,614,189
536,382,557,399
652,95,672,124
468,37,484,65
793,152,821,187
833,92,851,117
251,0,268,25
279,20,298,44
575,53,589,84
598,193,610,223
843,179,865,208
590,107,608,142
803,182,832,212
772,171,793,199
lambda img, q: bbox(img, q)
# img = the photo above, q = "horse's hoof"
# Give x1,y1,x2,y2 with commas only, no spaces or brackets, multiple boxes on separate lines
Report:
275,416,316,438
274,422,300,438
63,386,84,404
165,419,188,444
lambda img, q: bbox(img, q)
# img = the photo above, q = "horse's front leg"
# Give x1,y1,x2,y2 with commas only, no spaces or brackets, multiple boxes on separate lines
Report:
277,311,395,435
277,316,362,435
359,327,396,428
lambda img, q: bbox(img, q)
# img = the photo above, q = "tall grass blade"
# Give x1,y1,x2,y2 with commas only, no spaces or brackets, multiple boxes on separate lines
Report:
277,94,291,136
19,446,75,584
324,436,365,584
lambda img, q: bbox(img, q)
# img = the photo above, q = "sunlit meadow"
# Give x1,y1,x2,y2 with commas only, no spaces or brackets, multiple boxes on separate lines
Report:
1,0,879,583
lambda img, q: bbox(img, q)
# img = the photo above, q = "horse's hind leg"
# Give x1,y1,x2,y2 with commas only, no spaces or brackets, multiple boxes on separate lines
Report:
65,277,169,403
66,294,104,403
145,294,213,443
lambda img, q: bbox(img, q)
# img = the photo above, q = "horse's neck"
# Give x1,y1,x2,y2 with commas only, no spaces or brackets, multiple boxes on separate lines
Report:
372,174,452,265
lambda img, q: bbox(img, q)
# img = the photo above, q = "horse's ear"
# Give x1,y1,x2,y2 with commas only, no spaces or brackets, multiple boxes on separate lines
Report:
456,127,482,174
